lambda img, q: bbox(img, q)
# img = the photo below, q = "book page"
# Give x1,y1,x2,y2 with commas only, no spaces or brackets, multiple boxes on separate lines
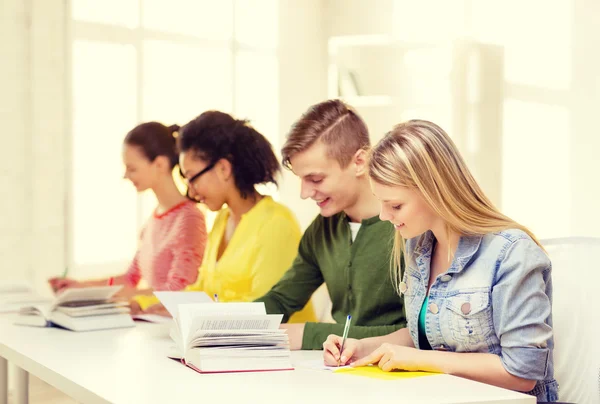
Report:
185,315,282,347
18,303,53,319
169,322,184,358
178,302,266,317
57,306,130,317
177,302,267,345
153,291,214,318
132,313,173,324
54,285,123,307
188,314,282,332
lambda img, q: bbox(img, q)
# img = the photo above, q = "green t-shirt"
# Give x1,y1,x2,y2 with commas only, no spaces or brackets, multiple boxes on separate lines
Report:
255,212,407,350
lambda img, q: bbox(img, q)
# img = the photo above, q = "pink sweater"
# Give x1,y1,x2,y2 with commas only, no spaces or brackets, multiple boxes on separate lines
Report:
125,200,206,290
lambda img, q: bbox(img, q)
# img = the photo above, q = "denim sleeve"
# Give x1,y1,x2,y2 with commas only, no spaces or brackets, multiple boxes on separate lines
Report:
492,238,553,381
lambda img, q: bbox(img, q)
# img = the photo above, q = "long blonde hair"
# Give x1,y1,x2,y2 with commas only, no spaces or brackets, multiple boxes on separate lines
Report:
368,120,543,291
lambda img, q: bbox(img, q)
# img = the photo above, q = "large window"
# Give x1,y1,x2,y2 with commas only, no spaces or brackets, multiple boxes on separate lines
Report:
69,0,279,278
391,0,573,239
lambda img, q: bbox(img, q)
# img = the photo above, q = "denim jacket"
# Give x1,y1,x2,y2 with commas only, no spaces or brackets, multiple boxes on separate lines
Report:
401,229,558,402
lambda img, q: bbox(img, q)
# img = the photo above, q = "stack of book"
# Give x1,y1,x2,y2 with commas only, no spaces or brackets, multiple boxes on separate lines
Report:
15,286,135,331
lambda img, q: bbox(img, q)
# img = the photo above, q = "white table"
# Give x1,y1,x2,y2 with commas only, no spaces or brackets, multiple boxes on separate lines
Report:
0,317,535,404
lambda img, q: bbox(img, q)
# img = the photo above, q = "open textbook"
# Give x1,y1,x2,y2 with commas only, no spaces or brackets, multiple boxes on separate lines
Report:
14,286,135,331
167,301,292,373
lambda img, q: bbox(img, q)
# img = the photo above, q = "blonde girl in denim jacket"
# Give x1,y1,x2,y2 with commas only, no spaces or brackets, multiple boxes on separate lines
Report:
323,120,558,402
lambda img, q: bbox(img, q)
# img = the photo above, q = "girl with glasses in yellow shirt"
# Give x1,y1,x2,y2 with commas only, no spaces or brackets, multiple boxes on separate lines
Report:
134,111,315,323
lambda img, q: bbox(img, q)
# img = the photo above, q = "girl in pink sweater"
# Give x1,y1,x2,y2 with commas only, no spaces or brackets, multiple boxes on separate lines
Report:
49,122,207,298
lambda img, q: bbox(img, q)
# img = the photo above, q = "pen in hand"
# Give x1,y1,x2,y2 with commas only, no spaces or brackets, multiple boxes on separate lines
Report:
213,293,219,302
338,314,352,366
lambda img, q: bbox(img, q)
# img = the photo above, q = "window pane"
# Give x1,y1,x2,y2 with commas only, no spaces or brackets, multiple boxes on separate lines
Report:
393,0,467,42
234,51,279,150
142,0,233,39
72,0,139,28
471,0,572,90
502,100,571,238
400,106,452,135
72,40,138,268
142,40,233,123
234,51,279,197
235,0,278,49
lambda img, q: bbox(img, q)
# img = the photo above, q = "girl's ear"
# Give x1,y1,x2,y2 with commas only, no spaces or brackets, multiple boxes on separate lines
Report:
215,158,233,182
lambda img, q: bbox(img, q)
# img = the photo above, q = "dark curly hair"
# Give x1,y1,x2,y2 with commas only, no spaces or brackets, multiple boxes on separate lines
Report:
178,111,280,199
124,122,180,168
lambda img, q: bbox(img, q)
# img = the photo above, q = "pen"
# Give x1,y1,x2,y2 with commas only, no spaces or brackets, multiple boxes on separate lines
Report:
338,314,352,366
61,267,68,278
108,277,114,286
213,293,219,302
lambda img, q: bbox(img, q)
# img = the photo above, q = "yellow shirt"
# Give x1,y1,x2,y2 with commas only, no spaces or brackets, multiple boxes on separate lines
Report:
190,196,315,323
137,196,315,323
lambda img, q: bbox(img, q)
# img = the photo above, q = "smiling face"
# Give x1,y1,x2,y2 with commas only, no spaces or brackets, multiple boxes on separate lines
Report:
179,150,231,212
122,143,160,192
370,179,439,240
289,140,364,217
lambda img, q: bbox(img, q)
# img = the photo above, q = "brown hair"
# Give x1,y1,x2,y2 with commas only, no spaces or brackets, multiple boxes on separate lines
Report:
281,99,370,169
124,122,180,168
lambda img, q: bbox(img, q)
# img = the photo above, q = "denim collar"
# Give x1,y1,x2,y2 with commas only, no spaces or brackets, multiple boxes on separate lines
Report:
413,230,483,275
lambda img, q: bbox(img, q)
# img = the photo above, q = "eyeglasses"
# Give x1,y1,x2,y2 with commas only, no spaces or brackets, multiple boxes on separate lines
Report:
181,161,217,201
185,161,217,186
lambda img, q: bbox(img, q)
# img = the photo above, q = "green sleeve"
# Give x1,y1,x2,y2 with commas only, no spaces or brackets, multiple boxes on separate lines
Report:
301,322,405,350
254,225,324,322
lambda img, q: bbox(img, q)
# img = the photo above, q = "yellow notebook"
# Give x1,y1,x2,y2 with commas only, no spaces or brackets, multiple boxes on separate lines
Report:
334,365,437,380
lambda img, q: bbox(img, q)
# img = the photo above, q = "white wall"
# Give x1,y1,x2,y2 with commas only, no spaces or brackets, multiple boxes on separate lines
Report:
30,1,68,291
324,0,394,37
277,0,327,230
3,0,597,290
0,0,67,291
1,0,33,285
569,0,600,237
0,1,327,285
323,0,600,239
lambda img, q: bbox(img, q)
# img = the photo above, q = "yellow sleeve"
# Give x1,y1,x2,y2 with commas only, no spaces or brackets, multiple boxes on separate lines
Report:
132,271,204,310
131,270,204,311
132,294,159,311
242,212,302,302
